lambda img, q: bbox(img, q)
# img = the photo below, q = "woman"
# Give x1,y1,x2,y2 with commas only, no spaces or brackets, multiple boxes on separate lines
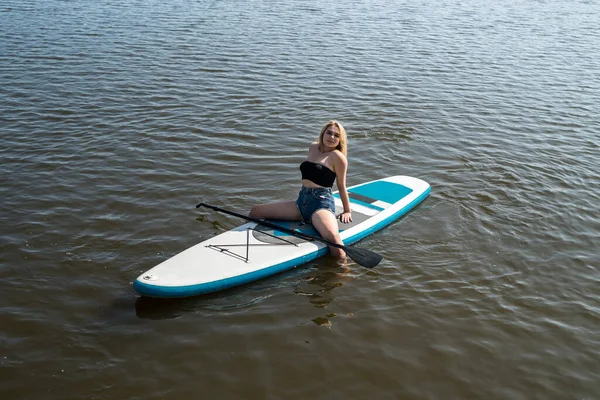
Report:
249,120,352,259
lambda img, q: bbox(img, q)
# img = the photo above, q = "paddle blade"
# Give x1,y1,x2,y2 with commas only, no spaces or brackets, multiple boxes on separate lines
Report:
344,246,383,268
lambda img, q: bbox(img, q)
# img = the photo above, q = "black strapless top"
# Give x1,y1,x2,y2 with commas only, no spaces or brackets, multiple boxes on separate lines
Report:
300,161,336,187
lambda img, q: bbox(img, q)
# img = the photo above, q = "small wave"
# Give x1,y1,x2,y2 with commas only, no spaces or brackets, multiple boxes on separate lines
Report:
351,127,416,142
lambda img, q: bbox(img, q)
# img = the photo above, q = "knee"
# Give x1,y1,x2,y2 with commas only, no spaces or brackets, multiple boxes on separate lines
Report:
249,205,263,218
249,206,258,218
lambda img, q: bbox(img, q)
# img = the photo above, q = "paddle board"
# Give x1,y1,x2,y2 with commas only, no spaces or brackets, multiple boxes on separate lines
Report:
134,175,430,297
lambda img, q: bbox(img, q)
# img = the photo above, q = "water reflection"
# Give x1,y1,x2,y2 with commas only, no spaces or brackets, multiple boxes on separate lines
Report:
134,296,189,320
133,286,281,320
133,265,309,320
294,259,358,328
132,259,357,322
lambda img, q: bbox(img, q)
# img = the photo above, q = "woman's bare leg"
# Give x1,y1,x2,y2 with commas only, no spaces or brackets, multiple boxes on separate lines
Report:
249,201,302,221
311,209,345,258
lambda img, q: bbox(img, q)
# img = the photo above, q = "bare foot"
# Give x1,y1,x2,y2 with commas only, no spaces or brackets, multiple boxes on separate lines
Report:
336,256,351,273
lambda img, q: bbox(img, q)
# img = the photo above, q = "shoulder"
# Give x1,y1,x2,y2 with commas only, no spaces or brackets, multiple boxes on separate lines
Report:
331,150,348,171
332,149,347,164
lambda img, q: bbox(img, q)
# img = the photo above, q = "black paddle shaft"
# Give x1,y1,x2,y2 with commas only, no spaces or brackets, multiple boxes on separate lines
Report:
195,202,383,268
197,202,339,247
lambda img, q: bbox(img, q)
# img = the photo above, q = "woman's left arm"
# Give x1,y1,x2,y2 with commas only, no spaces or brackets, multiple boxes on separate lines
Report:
334,152,353,223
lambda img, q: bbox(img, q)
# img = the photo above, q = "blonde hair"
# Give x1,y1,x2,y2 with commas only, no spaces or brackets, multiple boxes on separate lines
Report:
318,120,347,157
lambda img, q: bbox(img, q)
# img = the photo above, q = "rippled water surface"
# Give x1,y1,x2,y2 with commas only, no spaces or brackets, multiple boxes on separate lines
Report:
1,0,599,399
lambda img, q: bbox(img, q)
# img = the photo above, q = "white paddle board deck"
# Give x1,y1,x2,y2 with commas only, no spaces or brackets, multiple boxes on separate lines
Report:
134,175,430,297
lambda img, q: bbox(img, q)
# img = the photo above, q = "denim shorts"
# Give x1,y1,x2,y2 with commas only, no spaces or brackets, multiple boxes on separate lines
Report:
296,186,336,223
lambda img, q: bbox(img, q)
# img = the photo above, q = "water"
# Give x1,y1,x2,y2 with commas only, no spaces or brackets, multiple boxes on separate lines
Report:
1,0,599,399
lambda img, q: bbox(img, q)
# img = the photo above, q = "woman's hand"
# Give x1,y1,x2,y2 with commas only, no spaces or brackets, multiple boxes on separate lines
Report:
338,211,353,224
